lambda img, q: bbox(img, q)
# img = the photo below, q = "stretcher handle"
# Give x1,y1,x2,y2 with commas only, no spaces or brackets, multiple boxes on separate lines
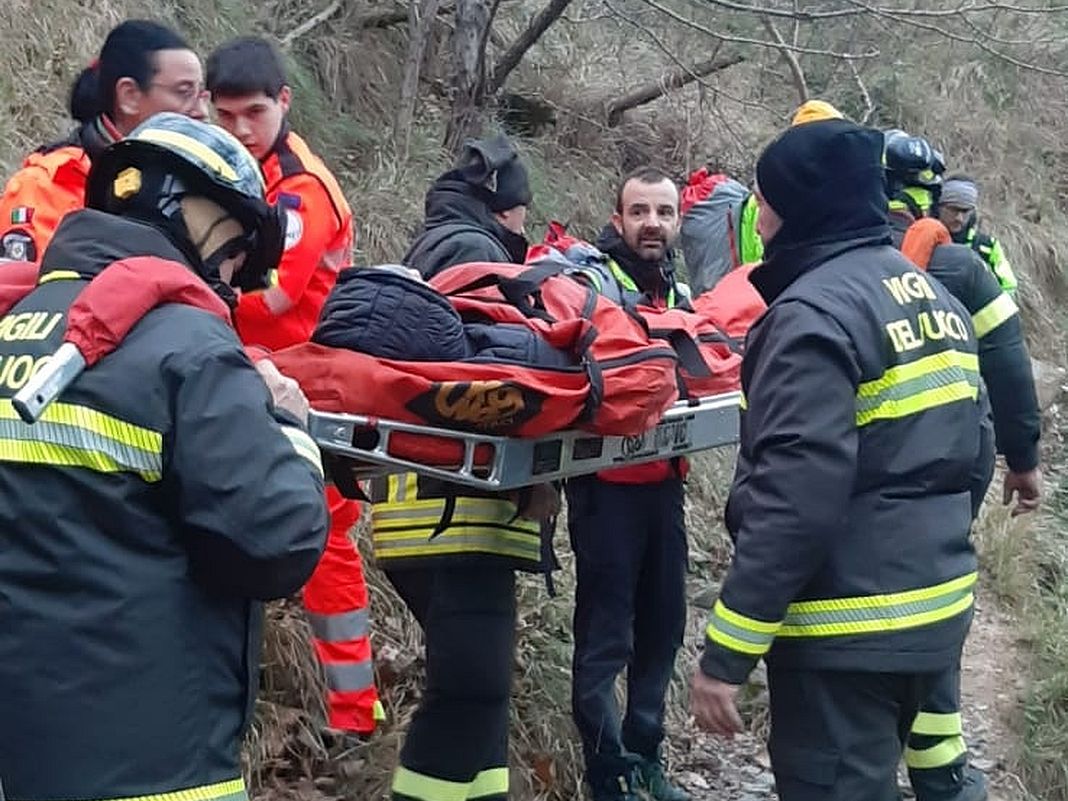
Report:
12,342,87,423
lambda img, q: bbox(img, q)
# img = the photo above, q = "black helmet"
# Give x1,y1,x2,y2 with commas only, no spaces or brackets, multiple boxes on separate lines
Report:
883,129,945,189
86,112,285,298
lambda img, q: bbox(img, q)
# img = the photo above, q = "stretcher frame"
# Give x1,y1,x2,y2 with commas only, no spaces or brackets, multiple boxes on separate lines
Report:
309,390,742,491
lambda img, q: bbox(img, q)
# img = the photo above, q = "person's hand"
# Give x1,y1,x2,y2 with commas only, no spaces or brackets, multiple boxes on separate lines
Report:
1004,466,1042,517
256,359,310,425
514,483,561,521
691,669,744,737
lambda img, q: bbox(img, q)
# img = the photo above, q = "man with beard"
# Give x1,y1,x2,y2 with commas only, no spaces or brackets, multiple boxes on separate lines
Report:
565,166,691,801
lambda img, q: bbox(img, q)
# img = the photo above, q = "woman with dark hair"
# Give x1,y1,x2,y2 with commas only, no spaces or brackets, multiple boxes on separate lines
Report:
0,19,206,263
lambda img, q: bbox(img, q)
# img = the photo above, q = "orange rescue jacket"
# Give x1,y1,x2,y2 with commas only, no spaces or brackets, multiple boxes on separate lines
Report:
235,128,353,351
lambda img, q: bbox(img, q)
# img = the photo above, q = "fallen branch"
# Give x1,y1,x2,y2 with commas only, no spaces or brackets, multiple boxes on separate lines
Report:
280,0,345,47
487,0,575,92
604,54,745,124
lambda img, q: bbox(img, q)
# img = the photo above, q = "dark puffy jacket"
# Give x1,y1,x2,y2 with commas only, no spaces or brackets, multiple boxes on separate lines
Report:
0,210,328,801
314,266,469,360
702,236,987,685
403,176,529,279
313,266,572,368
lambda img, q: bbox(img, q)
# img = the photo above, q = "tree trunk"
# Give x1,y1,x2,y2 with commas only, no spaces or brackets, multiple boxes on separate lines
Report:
444,0,496,153
395,0,446,158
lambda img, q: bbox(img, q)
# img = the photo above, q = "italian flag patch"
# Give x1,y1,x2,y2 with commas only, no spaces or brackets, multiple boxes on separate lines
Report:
10,207,33,225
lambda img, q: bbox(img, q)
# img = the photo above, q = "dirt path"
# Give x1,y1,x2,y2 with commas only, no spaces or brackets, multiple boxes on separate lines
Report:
668,590,1029,801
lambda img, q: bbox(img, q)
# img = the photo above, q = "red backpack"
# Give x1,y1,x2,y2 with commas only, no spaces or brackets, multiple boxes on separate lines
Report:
269,261,681,471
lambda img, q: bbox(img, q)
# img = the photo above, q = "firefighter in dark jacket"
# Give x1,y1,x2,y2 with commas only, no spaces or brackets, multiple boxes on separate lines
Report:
692,116,992,801
564,167,691,801
0,114,328,801
379,134,559,801
884,128,1039,801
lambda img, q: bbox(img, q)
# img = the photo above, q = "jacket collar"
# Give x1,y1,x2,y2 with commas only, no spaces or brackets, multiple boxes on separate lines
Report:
749,230,891,304
595,224,678,299
423,178,529,263
40,209,192,281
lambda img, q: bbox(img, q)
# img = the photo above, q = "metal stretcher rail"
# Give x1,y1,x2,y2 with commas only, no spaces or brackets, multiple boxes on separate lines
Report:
309,391,742,491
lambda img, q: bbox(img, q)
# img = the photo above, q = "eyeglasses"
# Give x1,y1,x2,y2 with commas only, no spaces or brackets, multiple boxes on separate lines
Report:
149,81,205,106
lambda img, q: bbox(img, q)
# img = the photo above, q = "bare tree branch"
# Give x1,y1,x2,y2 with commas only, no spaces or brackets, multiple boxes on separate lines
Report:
280,0,345,47
601,0,777,118
487,0,575,93
603,54,745,124
690,0,1068,21
761,14,808,102
842,0,1068,76
848,59,875,123
638,0,879,58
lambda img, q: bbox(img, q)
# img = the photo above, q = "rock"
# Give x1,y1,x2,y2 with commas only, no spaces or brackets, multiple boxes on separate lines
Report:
1031,357,1067,411
680,771,710,790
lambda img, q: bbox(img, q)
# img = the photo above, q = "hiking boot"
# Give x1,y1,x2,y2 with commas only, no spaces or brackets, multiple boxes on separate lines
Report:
911,764,988,801
589,766,643,801
634,757,691,801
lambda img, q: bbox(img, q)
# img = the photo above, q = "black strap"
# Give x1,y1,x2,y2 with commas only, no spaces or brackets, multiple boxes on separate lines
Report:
323,454,369,502
649,328,713,378
429,491,458,539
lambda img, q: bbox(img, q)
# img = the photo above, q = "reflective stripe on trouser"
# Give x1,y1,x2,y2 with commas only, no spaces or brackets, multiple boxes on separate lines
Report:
303,485,383,733
387,565,515,801
12,778,251,801
907,665,969,779
372,474,542,565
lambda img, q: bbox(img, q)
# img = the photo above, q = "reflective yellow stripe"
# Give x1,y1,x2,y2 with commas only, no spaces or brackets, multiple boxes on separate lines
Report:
73,778,248,801
705,599,781,656
38,269,81,284
135,129,243,184
280,425,323,478
739,391,747,411
373,698,387,722
911,711,963,737
0,399,162,481
905,736,968,769
780,573,976,637
468,767,510,799
608,259,640,293
392,767,469,801
971,292,1017,338
856,350,979,427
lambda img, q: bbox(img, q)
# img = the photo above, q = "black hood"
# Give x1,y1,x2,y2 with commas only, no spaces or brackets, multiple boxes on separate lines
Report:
749,233,890,305
41,209,192,280
423,176,529,263
595,224,678,297
38,209,242,310
756,118,889,259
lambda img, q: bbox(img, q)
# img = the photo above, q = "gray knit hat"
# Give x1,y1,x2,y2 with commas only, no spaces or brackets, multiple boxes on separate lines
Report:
940,177,979,209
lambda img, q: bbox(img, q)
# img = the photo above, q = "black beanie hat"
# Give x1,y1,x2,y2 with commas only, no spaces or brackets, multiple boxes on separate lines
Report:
756,118,888,255
456,134,532,212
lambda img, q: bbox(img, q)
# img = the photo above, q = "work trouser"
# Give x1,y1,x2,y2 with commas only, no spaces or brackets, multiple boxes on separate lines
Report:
566,476,687,787
767,667,936,801
907,665,973,797
386,564,516,801
303,485,382,733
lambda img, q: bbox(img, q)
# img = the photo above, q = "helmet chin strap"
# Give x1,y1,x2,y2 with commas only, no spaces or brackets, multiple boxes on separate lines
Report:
200,236,250,311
